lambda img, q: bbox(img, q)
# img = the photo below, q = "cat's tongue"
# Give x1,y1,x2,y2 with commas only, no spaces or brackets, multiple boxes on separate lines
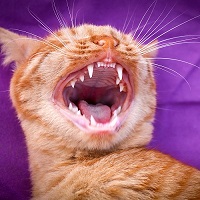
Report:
78,100,111,123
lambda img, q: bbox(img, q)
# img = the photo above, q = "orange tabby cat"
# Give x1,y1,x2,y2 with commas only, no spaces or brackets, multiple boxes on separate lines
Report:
0,25,199,199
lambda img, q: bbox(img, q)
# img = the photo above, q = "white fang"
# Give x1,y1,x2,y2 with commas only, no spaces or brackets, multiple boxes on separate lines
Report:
116,65,123,80
80,75,84,82
119,83,124,92
87,64,94,78
70,80,76,88
90,115,97,126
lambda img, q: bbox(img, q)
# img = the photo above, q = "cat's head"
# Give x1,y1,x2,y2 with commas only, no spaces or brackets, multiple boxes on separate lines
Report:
0,24,157,150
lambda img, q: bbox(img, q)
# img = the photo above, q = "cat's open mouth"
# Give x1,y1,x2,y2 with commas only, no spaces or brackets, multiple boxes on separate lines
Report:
53,60,133,134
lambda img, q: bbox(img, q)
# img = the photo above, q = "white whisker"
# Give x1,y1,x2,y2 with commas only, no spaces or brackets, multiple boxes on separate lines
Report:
141,40,200,55
10,28,66,54
135,0,157,43
133,0,157,40
153,63,191,89
141,13,200,47
147,57,200,70
138,3,177,45
28,9,70,48
52,0,66,28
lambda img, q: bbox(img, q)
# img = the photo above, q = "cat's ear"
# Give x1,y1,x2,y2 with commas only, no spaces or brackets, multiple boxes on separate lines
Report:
140,40,158,59
0,28,39,66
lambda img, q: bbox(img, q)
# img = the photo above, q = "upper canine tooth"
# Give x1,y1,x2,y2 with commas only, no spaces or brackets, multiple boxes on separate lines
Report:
70,79,76,88
116,64,123,80
87,64,94,78
79,75,84,82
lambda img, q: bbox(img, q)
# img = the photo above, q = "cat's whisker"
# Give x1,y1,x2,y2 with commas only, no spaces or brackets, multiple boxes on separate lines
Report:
11,28,66,54
147,57,200,70
133,0,157,41
74,8,81,28
28,8,72,52
151,34,200,47
141,13,200,48
141,40,200,55
65,0,75,28
136,5,167,46
122,5,136,34
137,3,177,45
0,90,10,93
135,0,158,44
153,63,191,89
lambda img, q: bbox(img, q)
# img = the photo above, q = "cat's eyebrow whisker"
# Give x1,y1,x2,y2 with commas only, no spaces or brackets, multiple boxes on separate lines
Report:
153,63,191,89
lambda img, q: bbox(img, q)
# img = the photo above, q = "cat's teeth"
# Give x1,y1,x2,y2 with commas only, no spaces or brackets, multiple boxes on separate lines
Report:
97,62,102,67
116,64,123,80
69,103,78,113
69,103,73,110
70,79,76,88
90,115,97,126
119,83,124,92
111,63,116,68
87,64,94,78
116,78,120,85
76,110,81,115
110,115,118,127
113,106,121,116
117,106,122,114
79,75,84,82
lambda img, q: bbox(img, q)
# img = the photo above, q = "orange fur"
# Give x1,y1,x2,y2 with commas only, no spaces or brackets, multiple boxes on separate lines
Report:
0,24,199,199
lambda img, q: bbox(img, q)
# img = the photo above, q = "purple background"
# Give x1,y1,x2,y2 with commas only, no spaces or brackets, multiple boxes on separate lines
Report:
0,0,200,199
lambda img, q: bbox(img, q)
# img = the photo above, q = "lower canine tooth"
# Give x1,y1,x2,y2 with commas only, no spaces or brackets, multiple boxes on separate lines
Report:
76,110,81,115
90,115,97,126
119,83,124,92
69,103,73,110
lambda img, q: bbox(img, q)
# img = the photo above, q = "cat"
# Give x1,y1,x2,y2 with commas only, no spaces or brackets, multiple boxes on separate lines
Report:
0,23,200,199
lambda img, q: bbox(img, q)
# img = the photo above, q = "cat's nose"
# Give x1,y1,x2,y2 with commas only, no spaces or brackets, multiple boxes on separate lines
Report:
95,37,118,48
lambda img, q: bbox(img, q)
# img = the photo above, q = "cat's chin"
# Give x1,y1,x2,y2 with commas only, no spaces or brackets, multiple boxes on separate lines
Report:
52,59,134,135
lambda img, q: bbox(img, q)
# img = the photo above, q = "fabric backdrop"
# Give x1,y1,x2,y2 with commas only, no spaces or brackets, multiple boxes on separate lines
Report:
0,0,200,199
